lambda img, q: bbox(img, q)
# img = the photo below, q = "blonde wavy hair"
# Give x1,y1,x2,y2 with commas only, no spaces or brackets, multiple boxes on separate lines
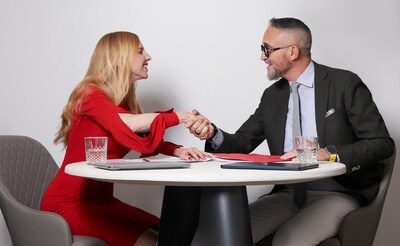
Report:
55,31,143,146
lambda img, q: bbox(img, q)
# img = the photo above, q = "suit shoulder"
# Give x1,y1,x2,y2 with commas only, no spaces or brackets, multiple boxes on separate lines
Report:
316,63,364,88
318,63,360,79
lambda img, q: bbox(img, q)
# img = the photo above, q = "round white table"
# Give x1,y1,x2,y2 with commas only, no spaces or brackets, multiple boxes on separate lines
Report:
66,160,346,246
66,160,345,186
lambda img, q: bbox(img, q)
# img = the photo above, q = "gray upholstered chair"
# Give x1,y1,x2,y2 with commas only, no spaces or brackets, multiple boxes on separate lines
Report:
0,135,110,246
256,144,396,246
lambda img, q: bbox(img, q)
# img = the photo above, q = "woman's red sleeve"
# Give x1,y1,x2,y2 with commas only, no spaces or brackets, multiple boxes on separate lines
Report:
81,89,179,154
156,141,182,156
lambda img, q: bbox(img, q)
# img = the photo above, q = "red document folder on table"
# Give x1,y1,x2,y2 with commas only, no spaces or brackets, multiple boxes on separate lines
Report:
213,153,282,162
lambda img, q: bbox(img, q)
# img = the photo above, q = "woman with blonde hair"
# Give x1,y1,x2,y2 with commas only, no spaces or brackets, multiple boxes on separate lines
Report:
41,31,209,245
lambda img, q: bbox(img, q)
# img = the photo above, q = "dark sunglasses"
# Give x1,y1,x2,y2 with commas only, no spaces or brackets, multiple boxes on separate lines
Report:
261,44,293,58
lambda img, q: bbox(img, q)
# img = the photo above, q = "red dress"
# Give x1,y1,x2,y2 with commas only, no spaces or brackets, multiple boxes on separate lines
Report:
41,88,181,245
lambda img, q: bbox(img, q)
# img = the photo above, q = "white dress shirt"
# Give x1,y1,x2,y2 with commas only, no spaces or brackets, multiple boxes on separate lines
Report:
284,61,317,153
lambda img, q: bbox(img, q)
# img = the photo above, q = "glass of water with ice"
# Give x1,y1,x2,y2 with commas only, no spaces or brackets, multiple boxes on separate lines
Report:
84,137,107,164
295,136,318,164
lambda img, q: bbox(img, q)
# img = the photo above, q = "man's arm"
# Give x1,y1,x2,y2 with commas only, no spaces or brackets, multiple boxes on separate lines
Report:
324,71,394,173
187,107,266,154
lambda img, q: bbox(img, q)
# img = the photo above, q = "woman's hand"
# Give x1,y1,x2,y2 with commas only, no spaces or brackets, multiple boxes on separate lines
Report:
175,112,198,124
173,147,212,160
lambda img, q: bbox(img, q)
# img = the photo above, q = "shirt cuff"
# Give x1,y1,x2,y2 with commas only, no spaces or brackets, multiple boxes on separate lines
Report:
208,128,224,149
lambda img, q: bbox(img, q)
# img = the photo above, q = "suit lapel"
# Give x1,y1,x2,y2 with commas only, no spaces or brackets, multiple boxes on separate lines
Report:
314,62,329,147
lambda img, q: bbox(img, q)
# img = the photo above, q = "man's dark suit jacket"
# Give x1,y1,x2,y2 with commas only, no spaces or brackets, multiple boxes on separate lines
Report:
206,61,394,205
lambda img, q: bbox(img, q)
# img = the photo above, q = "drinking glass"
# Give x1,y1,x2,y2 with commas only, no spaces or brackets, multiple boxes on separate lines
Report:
84,137,107,164
295,136,318,164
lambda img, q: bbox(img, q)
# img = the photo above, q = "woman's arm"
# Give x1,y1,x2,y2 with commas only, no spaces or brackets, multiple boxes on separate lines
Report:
118,113,159,133
119,111,197,133
82,88,202,154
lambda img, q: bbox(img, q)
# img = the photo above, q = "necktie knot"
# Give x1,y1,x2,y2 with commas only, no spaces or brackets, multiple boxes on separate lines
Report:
291,82,300,92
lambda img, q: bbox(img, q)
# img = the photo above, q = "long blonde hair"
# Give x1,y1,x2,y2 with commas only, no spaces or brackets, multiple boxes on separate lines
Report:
55,31,143,146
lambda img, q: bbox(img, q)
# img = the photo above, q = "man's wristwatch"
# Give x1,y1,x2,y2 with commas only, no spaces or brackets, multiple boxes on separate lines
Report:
325,145,338,162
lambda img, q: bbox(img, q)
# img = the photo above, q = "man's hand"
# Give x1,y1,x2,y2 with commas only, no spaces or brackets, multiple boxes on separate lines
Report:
185,109,214,140
280,148,331,161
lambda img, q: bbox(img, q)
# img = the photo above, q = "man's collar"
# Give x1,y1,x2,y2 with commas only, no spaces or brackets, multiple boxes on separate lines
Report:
289,61,314,88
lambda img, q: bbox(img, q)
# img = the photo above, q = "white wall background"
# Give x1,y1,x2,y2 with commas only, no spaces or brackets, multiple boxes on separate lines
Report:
1,0,399,245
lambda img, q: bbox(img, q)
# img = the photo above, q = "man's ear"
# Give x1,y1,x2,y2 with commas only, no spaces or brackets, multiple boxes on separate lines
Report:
290,46,300,60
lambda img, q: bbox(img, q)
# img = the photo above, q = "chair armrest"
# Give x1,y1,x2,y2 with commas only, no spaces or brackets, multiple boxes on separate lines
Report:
339,146,395,246
2,191,73,246
0,209,12,246
338,192,386,245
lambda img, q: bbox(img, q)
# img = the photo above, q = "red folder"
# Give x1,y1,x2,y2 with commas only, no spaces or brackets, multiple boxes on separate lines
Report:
213,153,282,162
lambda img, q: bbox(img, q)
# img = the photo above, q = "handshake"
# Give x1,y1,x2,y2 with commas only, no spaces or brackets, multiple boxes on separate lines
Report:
176,109,216,141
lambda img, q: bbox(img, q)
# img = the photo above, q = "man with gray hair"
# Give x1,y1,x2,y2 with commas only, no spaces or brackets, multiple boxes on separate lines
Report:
188,17,394,245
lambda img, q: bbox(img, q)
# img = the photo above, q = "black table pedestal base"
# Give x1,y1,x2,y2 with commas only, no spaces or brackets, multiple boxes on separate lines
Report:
158,186,253,246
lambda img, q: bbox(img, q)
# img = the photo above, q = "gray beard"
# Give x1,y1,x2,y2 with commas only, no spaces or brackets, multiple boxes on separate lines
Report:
267,61,291,81
267,72,281,81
